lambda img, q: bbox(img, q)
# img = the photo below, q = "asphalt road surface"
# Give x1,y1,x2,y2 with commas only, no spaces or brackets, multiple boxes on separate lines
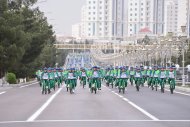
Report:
0,81,190,127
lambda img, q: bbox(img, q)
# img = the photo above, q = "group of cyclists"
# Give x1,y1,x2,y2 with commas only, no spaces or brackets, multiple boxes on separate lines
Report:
36,65,177,95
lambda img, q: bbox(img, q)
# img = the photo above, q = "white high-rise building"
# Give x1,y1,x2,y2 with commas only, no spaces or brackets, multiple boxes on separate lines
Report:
177,0,189,35
72,23,81,39
164,0,178,35
81,6,87,39
187,0,190,37
126,0,164,37
81,0,125,40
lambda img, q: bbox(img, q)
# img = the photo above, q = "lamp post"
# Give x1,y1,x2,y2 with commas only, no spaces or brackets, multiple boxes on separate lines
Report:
180,26,187,86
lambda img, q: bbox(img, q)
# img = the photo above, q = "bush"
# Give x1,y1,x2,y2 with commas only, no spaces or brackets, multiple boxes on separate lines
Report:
6,73,17,84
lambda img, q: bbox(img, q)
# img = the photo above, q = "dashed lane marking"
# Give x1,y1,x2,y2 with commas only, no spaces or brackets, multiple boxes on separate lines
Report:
107,87,159,121
0,91,6,95
165,89,190,96
145,84,190,97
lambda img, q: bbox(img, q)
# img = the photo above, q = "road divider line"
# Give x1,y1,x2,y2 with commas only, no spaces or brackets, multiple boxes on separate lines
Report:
145,84,190,97
1,119,190,124
107,87,159,121
20,82,38,88
27,87,63,122
0,91,6,95
35,119,190,122
165,89,190,96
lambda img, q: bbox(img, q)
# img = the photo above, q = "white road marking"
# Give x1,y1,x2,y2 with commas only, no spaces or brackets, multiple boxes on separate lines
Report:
107,87,159,121
165,89,190,96
0,120,190,124
20,82,38,88
27,87,63,122
0,91,6,95
145,84,190,97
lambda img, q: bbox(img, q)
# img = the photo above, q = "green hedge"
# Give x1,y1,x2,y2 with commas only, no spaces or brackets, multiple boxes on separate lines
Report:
6,73,17,84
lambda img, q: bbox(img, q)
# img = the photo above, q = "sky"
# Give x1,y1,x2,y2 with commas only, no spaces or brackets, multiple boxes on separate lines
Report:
35,0,86,36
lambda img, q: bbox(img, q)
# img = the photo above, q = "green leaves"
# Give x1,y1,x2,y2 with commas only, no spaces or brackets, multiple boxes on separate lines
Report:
0,0,55,78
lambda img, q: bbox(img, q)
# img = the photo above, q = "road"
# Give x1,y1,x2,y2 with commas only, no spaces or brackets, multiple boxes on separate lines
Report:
0,81,190,127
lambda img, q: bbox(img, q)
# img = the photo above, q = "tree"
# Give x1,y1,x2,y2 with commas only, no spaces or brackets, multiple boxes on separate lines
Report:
0,0,55,78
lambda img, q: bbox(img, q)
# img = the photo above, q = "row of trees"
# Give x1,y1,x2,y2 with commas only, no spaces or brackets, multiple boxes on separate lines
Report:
0,0,56,79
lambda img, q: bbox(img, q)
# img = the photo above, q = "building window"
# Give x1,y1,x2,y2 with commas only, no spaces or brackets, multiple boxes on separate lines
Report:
130,29,132,31
130,24,132,26
135,13,137,16
130,13,133,16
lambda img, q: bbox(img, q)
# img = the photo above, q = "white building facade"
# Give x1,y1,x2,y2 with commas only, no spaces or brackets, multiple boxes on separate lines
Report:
81,6,87,38
126,0,164,37
72,23,81,39
164,0,178,35
81,0,125,40
177,0,189,36
188,0,190,37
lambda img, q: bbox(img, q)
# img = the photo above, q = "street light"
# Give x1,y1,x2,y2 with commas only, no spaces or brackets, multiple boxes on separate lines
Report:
177,26,188,86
